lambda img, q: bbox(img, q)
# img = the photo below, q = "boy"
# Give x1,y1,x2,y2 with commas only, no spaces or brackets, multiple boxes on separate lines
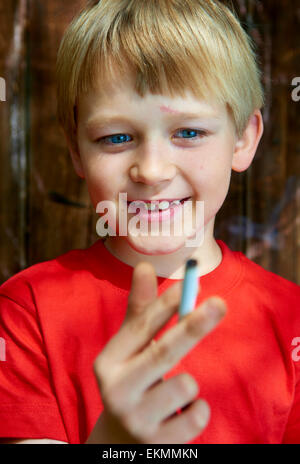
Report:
0,0,300,444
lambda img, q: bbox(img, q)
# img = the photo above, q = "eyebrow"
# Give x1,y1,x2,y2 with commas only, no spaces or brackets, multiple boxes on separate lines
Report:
86,111,221,131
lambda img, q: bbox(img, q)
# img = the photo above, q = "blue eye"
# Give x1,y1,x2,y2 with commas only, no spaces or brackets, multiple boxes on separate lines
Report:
176,129,204,139
98,129,206,146
103,134,132,145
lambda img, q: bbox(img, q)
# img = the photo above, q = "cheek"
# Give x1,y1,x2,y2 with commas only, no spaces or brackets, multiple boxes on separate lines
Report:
82,152,127,203
186,146,233,197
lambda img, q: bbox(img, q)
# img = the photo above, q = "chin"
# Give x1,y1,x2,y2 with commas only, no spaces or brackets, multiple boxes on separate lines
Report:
126,234,185,256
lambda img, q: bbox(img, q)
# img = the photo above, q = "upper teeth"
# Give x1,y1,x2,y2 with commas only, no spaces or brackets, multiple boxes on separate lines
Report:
148,202,157,211
158,201,170,210
130,199,182,211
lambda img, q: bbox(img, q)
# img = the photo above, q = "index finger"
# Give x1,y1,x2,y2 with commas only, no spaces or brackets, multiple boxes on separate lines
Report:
125,261,158,319
100,278,183,365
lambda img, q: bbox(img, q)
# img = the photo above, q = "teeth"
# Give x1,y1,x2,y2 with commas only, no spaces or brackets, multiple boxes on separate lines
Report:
130,201,159,211
131,201,145,208
147,203,157,211
129,199,187,212
158,201,170,210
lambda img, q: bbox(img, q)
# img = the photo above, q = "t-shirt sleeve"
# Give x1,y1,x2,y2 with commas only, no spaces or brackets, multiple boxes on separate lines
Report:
281,282,300,444
0,282,68,442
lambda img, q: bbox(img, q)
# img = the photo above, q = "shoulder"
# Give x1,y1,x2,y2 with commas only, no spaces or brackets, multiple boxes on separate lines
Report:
239,252,300,294
237,251,300,317
0,240,106,306
219,240,300,304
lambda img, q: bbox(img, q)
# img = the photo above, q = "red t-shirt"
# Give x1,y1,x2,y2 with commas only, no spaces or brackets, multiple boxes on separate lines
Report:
0,239,300,444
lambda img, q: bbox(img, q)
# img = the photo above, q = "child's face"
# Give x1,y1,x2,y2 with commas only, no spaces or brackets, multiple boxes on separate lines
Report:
73,74,247,256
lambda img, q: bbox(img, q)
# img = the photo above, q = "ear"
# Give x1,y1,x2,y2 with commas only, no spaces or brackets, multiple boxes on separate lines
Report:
232,109,264,172
63,131,85,179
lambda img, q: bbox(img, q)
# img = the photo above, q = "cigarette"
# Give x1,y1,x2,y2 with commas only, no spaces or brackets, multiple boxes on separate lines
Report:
178,259,199,320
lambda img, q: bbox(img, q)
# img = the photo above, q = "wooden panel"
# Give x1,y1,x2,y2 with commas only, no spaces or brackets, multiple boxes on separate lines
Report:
0,0,299,284
27,0,97,267
216,0,300,283
0,0,28,281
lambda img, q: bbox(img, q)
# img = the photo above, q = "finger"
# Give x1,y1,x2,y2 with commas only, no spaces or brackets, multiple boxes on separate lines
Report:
151,399,210,444
101,279,183,364
125,262,158,320
131,374,199,428
121,297,226,395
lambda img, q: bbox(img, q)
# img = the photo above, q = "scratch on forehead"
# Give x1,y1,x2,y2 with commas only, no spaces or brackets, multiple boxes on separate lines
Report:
159,105,180,114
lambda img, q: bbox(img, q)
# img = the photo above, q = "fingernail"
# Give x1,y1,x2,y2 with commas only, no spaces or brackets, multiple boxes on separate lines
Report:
196,401,210,428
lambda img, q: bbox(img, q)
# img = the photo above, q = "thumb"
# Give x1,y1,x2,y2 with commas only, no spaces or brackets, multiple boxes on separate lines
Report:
126,261,158,318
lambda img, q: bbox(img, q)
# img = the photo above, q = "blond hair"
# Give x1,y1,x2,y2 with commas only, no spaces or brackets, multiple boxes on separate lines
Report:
56,0,265,149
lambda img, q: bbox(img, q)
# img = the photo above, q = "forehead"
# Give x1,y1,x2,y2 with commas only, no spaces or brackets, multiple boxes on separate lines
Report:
77,75,228,124
159,105,182,114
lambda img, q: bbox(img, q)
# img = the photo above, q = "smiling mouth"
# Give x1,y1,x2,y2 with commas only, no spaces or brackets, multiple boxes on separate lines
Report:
126,197,192,212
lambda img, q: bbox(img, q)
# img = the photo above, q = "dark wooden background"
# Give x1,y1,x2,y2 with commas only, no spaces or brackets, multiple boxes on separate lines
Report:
0,0,299,285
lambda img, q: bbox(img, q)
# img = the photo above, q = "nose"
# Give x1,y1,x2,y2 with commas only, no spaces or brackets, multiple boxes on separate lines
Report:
129,142,177,186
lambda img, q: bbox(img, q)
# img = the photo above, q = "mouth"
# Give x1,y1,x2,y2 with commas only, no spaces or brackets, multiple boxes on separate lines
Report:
126,197,192,212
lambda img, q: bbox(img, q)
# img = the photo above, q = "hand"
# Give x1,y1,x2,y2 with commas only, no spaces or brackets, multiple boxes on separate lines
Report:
86,261,227,444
